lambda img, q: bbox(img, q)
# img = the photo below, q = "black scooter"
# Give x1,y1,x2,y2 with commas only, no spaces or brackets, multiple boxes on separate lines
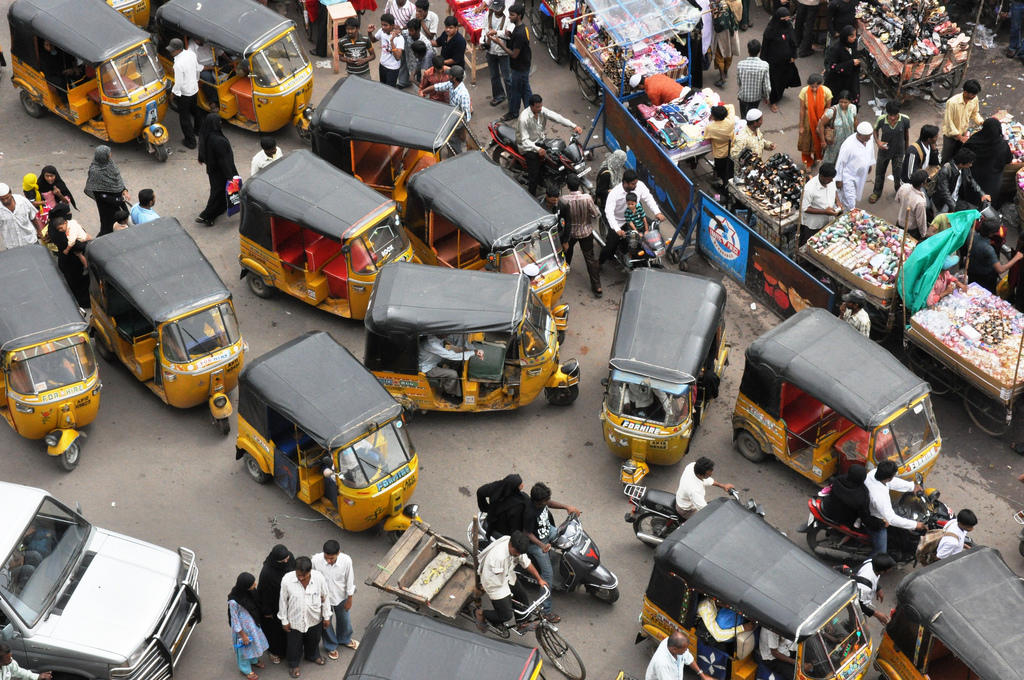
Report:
624,487,763,546
470,512,619,603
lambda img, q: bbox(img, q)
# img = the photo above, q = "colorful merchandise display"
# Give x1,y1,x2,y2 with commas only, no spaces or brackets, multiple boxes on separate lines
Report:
634,87,725,152
856,0,969,63
911,283,1024,389
732,152,805,219
455,2,488,42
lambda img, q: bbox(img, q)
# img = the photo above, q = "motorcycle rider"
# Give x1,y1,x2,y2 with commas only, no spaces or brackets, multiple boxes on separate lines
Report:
600,169,667,265
675,457,736,519
514,94,582,196
865,461,924,556
524,482,581,623
855,553,895,624
820,464,872,529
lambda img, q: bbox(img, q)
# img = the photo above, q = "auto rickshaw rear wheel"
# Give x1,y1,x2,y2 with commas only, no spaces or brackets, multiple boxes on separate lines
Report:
92,333,114,362
244,454,272,484
59,441,81,472
545,384,579,406
734,430,768,462
246,272,274,298
20,90,44,118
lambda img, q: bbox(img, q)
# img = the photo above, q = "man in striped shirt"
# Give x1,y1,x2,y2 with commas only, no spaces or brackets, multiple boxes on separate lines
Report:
557,175,602,297
734,40,771,117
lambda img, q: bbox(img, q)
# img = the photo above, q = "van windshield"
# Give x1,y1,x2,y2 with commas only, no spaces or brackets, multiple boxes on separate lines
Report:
335,420,413,489
162,302,240,363
802,602,869,679
0,498,90,627
101,42,163,98
8,336,96,395
251,32,308,87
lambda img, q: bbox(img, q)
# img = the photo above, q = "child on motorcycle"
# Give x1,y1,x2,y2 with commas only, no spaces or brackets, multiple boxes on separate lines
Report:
622,192,650,234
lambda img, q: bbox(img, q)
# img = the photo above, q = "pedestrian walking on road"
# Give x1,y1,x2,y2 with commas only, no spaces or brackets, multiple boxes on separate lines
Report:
735,40,771,117
793,0,822,56
940,79,983,164
818,89,856,166
823,25,860,105
964,117,1013,205
257,544,294,665
558,175,603,297
312,540,360,661
83,145,128,236
195,113,238,226
797,73,832,171
481,0,512,107
869,100,910,203
710,0,742,88
278,556,331,677
37,164,77,212
834,121,875,210
166,38,200,149
229,572,269,680
761,8,800,105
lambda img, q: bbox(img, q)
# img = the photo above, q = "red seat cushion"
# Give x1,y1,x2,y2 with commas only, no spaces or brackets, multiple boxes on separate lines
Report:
783,394,832,439
306,237,341,272
278,234,306,268
323,256,348,298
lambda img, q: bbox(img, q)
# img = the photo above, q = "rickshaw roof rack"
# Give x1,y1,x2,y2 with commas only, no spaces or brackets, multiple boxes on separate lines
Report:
242,150,394,241
609,270,725,385
895,547,1024,680
85,217,231,323
239,331,402,450
155,0,293,56
406,152,558,249
9,0,150,63
745,308,930,429
0,244,86,353
365,262,529,336
344,605,542,680
312,76,464,152
655,497,857,640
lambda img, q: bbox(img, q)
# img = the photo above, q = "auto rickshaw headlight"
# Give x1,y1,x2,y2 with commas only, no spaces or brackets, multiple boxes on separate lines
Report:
403,504,420,518
149,125,164,137
303,106,314,120
213,395,228,408
44,432,59,447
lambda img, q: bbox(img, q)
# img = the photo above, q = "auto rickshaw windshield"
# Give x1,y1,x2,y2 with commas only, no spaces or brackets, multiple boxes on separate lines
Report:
801,601,869,679
8,336,96,396
336,420,412,489
362,216,410,267
606,380,690,425
162,302,240,363
872,399,938,466
100,42,163,98
251,32,308,87
521,294,551,359
499,229,561,276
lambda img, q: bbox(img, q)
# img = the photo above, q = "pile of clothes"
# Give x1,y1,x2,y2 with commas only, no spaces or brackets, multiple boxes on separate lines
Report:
856,0,969,62
634,87,723,150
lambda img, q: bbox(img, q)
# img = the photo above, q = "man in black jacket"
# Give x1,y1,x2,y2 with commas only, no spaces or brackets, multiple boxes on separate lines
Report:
902,124,941,184
931,148,989,214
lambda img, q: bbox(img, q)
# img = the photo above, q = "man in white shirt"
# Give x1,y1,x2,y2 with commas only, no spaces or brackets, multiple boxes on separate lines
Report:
855,553,895,624
645,632,710,680
312,540,358,660
834,121,877,211
415,0,440,40
278,556,332,674
167,38,201,149
481,0,512,106
516,93,582,195
0,184,42,250
188,37,216,84
599,169,667,264
675,456,735,518
0,644,51,680
419,335,484,400
864,461,924,556
936,509,976,559
369,16,406,87
758,628,797,679
475,531,546,629
251,137,282,177
800,162,841,245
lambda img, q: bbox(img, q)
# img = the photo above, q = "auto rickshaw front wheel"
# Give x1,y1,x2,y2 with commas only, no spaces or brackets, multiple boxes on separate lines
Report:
20,91,44,118
59,440,81,471
244,454,272,484
246,272,275,299
545,384,579,406
734,430,768,463
153,144,169,163
215,417,230,435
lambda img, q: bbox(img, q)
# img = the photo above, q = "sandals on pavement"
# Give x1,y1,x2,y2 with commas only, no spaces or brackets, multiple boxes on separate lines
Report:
344,640,360,650
313,657,326,665
327,650,340,661
269,655,281,665
289,671,300,679
244,673,258,680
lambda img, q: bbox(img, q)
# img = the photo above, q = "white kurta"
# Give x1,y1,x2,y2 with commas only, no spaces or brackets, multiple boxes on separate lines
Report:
834,135,876,210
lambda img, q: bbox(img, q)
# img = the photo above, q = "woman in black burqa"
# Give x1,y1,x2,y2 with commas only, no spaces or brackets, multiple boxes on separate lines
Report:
820,464,871,528
761,7,800,104
195,113,238,226
256,544,295,664
964,117,1013,204
38,164,78,210
83,145,128,235
476,473,530,537
824,25,861,106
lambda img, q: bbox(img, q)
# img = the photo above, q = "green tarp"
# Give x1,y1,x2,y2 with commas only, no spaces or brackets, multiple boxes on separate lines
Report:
897,210,979,314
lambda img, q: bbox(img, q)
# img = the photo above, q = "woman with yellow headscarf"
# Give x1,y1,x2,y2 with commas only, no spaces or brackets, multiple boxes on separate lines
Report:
22,173,43,210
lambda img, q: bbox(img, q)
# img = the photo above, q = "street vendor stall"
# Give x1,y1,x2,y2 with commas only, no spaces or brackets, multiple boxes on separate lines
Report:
632,88,733,162
727,151,804,256
529,0,579,63
800,209,917,335
856,0,982,102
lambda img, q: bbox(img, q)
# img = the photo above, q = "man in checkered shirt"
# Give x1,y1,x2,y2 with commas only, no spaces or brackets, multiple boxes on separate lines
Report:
422,65,472,152
734,39,772,117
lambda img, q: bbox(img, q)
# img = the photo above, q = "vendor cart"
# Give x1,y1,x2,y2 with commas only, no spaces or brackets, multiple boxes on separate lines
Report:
856,0,983,103
366,521,586,680
529,0,579,63
726,179,801,257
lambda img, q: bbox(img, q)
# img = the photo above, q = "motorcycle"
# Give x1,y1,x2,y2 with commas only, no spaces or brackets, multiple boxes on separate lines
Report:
470,512,619,603
803,476,955,564
1015,509,1024,557
487,120,594,194
623,486,764,546
616,225,666,271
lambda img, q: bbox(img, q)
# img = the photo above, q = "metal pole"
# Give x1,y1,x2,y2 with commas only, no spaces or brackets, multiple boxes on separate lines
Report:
897,216,909,330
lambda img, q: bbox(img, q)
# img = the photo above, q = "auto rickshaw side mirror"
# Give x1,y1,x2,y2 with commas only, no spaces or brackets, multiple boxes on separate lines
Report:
341,244,351,254
600,378,608,387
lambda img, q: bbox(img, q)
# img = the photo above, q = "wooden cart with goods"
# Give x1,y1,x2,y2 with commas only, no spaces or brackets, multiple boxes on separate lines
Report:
366,521,586,680
856,0,983,103
726,179,801,257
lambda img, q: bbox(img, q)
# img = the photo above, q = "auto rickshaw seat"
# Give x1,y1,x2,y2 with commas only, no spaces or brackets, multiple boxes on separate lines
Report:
782,392,833,439
353,143,399,187
86,88,100,104
323,257,349,298
277,432,315,458
278,235,306,269
229,77,256,121
431,217,480,265
306,237,341,272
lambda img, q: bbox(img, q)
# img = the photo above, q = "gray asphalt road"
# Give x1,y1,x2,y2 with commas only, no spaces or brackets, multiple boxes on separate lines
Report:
1,2,1023,679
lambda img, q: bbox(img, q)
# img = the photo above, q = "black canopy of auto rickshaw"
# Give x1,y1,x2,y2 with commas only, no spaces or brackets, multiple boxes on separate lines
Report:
610,270,725,386
743,308,929,430
240,150,395,249
154,0,292,56
0,245,86,353
344,605,542,680
406,152,558,250
86,217,231,324
365,262,529,337
654,497,857,641
893,547,1024,680
311,76,463,155
238,331,402,450
9,0,148,64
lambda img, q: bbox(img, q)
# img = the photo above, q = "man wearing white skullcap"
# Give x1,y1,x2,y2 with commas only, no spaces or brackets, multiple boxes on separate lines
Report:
628,73,684,106
730,108,776,165
834,121,877,210
0,182,43,250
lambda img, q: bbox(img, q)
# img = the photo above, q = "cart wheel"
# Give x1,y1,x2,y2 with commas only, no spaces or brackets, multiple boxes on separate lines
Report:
545,384,579,406
734,430,768,463
545,18,561,63
246,272,274,299
930,73,963,104
20,90,44,118
374,601,419,615
571,60,601,105
244,454,272,484
962,393,1011,437
903,343,953,397
59,440,81,472
536,625,586,680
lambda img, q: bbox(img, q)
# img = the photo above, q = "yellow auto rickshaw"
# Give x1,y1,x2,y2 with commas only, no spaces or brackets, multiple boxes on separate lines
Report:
87,217,245,433
602,270,729,484
0,245,99,471
106,0,150,27
239,150,414,319
640,498,873,680
733,308,941,485
310,76,476,203
9,0,170,161
875,547,1023,680
236,331,420,539
154,0,314,135
404,152,569,327
364,263,580,412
